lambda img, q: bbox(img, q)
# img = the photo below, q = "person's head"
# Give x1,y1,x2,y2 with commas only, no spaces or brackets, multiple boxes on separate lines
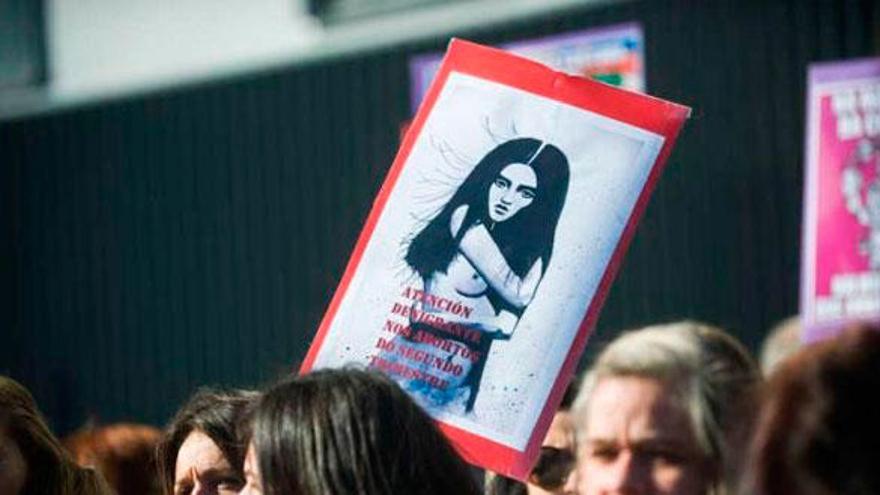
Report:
0,375,110,495
567,322,760,495
64,423,162,495
747,326,880,495
488,162,536,222
454,137,569,230
240,368,481,495
156,388,258,495
528,411,576,494
406,137,570,282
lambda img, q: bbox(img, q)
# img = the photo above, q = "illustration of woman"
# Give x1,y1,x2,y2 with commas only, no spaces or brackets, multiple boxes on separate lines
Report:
378,137,569,413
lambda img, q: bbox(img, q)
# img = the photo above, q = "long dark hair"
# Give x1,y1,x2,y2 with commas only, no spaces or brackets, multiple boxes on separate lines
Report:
406,138,569,298
0,376,111,495
250,368,481,495
156,388,258,495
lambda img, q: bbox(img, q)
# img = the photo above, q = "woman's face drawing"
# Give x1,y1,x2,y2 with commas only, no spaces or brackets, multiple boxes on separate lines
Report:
488,163,537,223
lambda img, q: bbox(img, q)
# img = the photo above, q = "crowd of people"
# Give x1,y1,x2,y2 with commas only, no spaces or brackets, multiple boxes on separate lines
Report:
1,319,877,495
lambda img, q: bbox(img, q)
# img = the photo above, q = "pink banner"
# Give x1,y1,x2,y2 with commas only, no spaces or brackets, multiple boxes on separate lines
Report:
802,58,880,341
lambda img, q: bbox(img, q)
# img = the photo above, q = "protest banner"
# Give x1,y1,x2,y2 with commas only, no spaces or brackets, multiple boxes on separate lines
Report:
301,38,689,479
409,23,644,114
802,57,880,342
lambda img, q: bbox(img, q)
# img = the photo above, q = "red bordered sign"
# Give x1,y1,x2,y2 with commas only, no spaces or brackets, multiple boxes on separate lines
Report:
301,39,689,479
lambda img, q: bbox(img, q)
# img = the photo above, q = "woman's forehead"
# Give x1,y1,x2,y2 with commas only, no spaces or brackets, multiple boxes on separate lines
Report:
498,163,537,184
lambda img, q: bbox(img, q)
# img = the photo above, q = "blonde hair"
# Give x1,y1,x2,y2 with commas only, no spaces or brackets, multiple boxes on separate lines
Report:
572,321,760,495
758,316,801,376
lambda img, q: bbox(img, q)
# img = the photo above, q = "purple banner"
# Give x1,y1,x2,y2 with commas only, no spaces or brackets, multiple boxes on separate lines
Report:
802,57,880,342
409,23,644,114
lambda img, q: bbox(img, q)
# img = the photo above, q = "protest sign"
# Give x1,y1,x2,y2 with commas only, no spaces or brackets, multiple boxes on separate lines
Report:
301,39,689,479
409,23,644,114
802,58,880,342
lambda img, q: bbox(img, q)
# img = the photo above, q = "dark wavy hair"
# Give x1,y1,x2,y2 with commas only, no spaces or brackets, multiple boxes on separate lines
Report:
250,368,481,495
405,137,569,311
156,388,258,495
0,376,111,495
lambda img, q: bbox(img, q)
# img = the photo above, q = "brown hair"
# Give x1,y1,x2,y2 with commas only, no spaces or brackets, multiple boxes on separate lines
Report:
250,368,481,495
155,388,258,495
0,375,111,495
747,327,880,495
64,423,162,495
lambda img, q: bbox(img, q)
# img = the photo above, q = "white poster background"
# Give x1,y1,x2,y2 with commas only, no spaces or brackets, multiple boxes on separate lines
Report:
312,72,664,449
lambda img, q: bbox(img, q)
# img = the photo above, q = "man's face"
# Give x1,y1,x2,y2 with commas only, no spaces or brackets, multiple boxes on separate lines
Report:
572,376,710,495
174,430,242,495
527,411,576,495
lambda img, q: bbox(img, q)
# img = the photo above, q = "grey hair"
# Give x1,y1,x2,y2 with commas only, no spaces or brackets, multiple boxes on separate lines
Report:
572,321,760,495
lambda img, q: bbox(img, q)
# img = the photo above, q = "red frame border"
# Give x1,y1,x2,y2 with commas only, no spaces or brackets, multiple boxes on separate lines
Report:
301,39,690,479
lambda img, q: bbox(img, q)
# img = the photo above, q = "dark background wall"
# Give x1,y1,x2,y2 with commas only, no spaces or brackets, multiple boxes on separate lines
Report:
2,0,879,433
